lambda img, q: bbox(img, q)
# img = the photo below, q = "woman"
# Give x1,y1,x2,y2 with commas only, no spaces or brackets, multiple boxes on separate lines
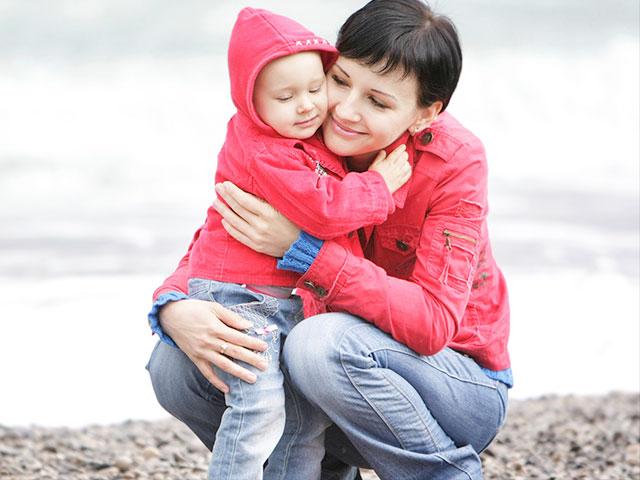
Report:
147,1,511,479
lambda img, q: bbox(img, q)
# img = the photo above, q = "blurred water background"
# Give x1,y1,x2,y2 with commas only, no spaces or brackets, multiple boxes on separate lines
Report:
1,0,638,427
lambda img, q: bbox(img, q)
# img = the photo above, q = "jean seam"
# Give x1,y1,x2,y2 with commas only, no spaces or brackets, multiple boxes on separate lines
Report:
380,368,442,452
371,347,499,390
433,453,475,480
224,378,246,480
276,380,303,480
338,324,442,453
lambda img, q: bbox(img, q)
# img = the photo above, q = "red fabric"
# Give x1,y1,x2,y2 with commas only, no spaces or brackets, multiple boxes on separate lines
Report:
155,113,510,371
170,8,394,289
296,113,511,371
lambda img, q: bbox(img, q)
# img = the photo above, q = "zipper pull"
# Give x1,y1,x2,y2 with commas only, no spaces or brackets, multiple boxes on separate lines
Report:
444,235,452,251
443,229,477,246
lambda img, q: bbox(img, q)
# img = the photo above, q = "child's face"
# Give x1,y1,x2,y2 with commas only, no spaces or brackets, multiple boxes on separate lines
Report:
253,52,328,139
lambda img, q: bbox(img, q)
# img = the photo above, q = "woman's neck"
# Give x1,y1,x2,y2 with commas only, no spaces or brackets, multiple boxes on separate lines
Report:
346,152,377,172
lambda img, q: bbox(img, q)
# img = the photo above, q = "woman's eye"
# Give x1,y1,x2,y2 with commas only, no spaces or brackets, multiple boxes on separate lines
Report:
369,96,388,109
331,74,348,86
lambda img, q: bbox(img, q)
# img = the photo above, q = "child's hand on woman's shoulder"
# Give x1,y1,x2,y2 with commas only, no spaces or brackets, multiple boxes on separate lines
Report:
368,144,411,194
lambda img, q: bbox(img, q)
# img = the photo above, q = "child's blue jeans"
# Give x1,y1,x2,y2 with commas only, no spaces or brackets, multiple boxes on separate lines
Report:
186,278,314,480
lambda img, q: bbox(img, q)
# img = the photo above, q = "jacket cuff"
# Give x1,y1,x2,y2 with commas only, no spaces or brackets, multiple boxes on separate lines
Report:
148,292,188,348
277,231,324,273
296,240,351,302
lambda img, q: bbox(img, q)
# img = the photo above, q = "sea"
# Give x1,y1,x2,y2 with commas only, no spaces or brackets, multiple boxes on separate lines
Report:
1,0,638,427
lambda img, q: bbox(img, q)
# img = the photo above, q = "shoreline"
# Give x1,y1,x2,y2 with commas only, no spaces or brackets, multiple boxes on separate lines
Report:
2,392,638,479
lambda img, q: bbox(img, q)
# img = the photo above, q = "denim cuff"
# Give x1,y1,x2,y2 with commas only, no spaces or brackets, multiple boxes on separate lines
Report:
481,367,514,388
148,291,188,348
277,231,324,274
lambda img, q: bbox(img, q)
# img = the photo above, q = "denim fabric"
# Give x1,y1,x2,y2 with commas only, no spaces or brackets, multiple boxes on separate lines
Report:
146,305,506,479
146,339,362,480
283,313,508,480
184,278,318,480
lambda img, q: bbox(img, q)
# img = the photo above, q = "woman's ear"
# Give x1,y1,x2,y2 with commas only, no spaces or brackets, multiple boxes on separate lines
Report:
409,101,443,135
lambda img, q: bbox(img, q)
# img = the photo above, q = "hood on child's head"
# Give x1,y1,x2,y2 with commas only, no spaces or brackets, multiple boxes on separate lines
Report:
228,7,337,131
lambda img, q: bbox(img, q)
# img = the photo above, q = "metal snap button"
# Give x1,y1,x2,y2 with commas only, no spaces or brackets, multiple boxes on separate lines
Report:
303,280,327,297
396,239,409,251
420,131,434,145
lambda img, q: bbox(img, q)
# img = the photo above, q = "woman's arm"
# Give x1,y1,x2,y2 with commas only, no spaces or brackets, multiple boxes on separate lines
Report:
213,182,302,257
149,224,271,392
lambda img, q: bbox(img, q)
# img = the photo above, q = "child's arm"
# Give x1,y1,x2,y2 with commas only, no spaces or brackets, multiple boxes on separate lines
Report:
248,145,410,240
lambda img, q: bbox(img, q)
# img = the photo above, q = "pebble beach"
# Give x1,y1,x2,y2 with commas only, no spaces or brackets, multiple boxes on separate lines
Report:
2,392,638,479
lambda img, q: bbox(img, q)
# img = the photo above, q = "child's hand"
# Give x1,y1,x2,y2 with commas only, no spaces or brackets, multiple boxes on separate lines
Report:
368,144,411,194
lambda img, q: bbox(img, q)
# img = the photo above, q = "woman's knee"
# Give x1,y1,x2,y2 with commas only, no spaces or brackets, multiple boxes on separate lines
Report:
283,313,363,396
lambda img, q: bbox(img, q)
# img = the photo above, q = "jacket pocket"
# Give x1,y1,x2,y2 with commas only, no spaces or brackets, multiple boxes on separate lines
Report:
376,224,422,276
427,219,480,293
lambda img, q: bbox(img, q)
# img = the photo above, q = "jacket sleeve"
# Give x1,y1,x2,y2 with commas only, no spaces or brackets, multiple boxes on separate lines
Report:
295,143,487,356
249,148,395,240
152,225,203,301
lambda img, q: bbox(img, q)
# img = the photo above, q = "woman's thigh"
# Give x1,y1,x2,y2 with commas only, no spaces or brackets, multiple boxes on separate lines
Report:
283,313,507,453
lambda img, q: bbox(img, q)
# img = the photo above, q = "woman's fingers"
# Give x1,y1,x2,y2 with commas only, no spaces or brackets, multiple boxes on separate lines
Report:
213,304,268,350
209,352,259,384
211,302,270,372
215,341,268,371
216,182,266,218
211,301,251,330
221,218,262,252
194,358,229,393
214,198,253,235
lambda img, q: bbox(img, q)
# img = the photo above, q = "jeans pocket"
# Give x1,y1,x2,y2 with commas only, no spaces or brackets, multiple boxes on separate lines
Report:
187,278,211,299
208,280,266,306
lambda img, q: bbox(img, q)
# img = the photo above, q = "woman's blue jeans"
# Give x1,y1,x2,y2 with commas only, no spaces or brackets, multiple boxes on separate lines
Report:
147,312,507,480
282,313,508,480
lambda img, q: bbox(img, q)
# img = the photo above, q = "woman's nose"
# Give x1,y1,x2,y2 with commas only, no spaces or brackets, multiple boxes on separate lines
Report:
334,93,360,122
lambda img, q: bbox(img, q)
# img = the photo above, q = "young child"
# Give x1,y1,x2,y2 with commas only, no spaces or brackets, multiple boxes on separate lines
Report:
164,7,410,479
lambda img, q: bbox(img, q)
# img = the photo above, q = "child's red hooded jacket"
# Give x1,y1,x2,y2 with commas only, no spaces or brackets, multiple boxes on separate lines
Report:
186,8,397,287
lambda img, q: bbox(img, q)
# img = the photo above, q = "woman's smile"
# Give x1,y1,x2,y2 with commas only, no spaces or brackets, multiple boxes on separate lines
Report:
328,114,367,137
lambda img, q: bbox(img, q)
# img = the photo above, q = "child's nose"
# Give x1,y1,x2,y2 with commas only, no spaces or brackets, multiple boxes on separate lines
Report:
297,96,314,114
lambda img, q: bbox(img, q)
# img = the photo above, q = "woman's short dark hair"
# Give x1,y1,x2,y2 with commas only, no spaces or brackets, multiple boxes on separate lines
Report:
336,0,462,111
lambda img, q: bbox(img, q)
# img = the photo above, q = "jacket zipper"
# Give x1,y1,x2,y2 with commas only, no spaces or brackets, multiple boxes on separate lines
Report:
443,229,477,250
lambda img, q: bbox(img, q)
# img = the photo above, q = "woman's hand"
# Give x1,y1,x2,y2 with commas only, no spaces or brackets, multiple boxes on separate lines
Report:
159,299,269,393
214,181,301,257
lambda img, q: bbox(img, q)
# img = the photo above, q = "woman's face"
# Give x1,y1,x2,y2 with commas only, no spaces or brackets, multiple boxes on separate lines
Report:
321,56,434,163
